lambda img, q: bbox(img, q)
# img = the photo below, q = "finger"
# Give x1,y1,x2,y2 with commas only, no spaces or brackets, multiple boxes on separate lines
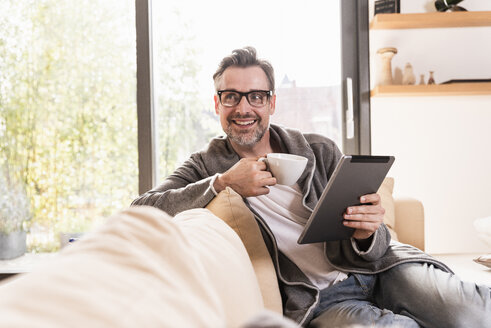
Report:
256,161,268,171
346,204,385,215
260,177,277,186
251,158,269,171
343,220,381,231
251,173,275,188
255,170,273,179
360,193,380,205
343,213,383,223
255,186,271,196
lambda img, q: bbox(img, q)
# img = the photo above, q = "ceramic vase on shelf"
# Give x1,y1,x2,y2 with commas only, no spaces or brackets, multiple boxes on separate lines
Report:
402,63,416,85
376,47,397,86
419,74,426,85
428,71,436,85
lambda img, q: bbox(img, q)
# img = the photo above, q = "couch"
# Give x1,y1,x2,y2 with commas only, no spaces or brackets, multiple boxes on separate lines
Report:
204,177,425,316
0,178,424,327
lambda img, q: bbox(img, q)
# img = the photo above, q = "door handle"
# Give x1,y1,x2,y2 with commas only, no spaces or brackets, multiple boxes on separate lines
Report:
346,77,354,139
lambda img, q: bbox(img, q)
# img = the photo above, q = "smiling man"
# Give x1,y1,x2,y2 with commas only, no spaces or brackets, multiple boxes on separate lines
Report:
132,47,491,327
211,63,278,196
215,66,274,149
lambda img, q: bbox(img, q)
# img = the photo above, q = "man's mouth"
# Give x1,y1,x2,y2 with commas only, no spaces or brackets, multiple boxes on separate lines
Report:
233,119,256,126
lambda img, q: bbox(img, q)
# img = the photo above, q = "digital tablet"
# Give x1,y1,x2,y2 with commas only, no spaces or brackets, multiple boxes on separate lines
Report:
297,155,395,244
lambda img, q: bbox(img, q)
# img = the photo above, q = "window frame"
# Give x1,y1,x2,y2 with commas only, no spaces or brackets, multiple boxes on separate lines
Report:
135,0,157,193
341,0,371,155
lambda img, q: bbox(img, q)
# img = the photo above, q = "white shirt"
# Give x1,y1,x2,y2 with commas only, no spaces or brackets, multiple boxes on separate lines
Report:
247,184,348,289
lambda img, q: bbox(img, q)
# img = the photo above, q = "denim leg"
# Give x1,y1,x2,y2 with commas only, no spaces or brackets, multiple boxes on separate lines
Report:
374,262,491,328
309,274,420,328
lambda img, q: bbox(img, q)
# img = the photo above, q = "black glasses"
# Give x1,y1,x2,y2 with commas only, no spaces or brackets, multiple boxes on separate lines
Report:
217,90,272,108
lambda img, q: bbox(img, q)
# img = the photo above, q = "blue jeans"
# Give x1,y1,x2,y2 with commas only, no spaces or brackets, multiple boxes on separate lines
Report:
309,263,491,328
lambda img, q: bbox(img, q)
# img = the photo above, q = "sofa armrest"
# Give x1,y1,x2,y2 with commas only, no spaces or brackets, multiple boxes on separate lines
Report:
394,198,425,251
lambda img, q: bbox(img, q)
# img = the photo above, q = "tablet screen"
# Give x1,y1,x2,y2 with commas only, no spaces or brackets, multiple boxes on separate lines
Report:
297,155,395,244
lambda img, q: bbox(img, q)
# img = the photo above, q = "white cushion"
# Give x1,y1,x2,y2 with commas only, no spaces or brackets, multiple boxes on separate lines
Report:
0,206,263,327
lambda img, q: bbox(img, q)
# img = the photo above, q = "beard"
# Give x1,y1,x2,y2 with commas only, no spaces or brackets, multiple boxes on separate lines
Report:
225,114,268,147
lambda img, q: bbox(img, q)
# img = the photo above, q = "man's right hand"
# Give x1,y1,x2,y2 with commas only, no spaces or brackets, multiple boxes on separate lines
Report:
213,157,277,197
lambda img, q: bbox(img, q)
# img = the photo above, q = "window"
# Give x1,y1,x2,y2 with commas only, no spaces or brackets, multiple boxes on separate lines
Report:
151,0,342,181
0,0,369,252
0,0,137,252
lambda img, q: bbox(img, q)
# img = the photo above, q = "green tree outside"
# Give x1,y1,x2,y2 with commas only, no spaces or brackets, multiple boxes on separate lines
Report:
0,0,138,252
0,0,220,252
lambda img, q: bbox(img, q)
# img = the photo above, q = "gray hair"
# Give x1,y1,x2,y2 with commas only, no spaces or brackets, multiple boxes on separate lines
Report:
213,46,275,92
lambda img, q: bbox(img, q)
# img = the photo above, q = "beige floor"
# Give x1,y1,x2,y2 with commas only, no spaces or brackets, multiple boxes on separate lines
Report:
432,253,491,286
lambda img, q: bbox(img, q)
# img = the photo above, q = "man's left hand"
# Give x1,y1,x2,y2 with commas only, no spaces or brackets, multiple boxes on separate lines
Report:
343,193,385,240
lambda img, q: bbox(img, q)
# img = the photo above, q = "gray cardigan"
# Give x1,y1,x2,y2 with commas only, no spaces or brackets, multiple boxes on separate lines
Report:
132,124,451,325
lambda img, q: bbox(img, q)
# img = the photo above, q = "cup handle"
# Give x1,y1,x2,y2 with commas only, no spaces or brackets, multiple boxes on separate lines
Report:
258,157,270,172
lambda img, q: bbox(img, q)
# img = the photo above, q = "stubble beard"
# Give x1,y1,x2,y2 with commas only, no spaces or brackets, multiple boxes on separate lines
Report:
225,117,268,147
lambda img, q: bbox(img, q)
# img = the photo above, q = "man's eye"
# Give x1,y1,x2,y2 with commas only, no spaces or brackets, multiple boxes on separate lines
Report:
250,92,264,101
224,93,239,101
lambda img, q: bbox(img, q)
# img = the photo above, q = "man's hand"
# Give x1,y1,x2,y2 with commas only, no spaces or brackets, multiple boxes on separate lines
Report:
213,157,277,197
343,193,385,240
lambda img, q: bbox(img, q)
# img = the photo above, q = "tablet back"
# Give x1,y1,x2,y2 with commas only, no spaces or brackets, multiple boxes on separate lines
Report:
297,155,394,244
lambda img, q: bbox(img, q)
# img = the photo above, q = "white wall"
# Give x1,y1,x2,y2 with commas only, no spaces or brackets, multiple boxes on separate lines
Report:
369,0,491,254
371,97,491,254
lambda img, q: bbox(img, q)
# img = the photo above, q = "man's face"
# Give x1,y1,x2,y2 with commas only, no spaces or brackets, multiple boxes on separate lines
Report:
214,66,276,147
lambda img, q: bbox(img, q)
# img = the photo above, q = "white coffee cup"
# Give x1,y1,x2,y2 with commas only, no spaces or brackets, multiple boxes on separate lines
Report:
259,153,308,186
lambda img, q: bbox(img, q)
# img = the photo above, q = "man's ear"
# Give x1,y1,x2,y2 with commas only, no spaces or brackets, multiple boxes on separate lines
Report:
269,94,276,115
214,94,220,114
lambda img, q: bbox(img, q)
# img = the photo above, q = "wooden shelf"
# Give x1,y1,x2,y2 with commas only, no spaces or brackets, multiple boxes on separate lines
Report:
371,83,491,97
370,11,491,30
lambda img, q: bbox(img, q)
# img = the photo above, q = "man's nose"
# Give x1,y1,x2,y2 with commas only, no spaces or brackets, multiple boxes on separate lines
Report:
235,96,252,114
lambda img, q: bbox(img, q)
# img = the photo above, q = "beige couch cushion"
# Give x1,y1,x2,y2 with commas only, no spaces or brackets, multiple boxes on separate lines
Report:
0,207,264,327
394,198,425,250
206,187,283,314
377,177,399,241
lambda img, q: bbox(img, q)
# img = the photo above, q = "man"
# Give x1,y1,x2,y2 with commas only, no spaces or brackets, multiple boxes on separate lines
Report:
132,47,490,327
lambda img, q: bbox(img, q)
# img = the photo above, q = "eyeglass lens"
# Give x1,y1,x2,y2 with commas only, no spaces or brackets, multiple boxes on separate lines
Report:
220,91,269,107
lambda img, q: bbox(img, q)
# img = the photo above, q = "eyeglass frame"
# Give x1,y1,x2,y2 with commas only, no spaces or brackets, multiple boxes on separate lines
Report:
216,89,273,108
